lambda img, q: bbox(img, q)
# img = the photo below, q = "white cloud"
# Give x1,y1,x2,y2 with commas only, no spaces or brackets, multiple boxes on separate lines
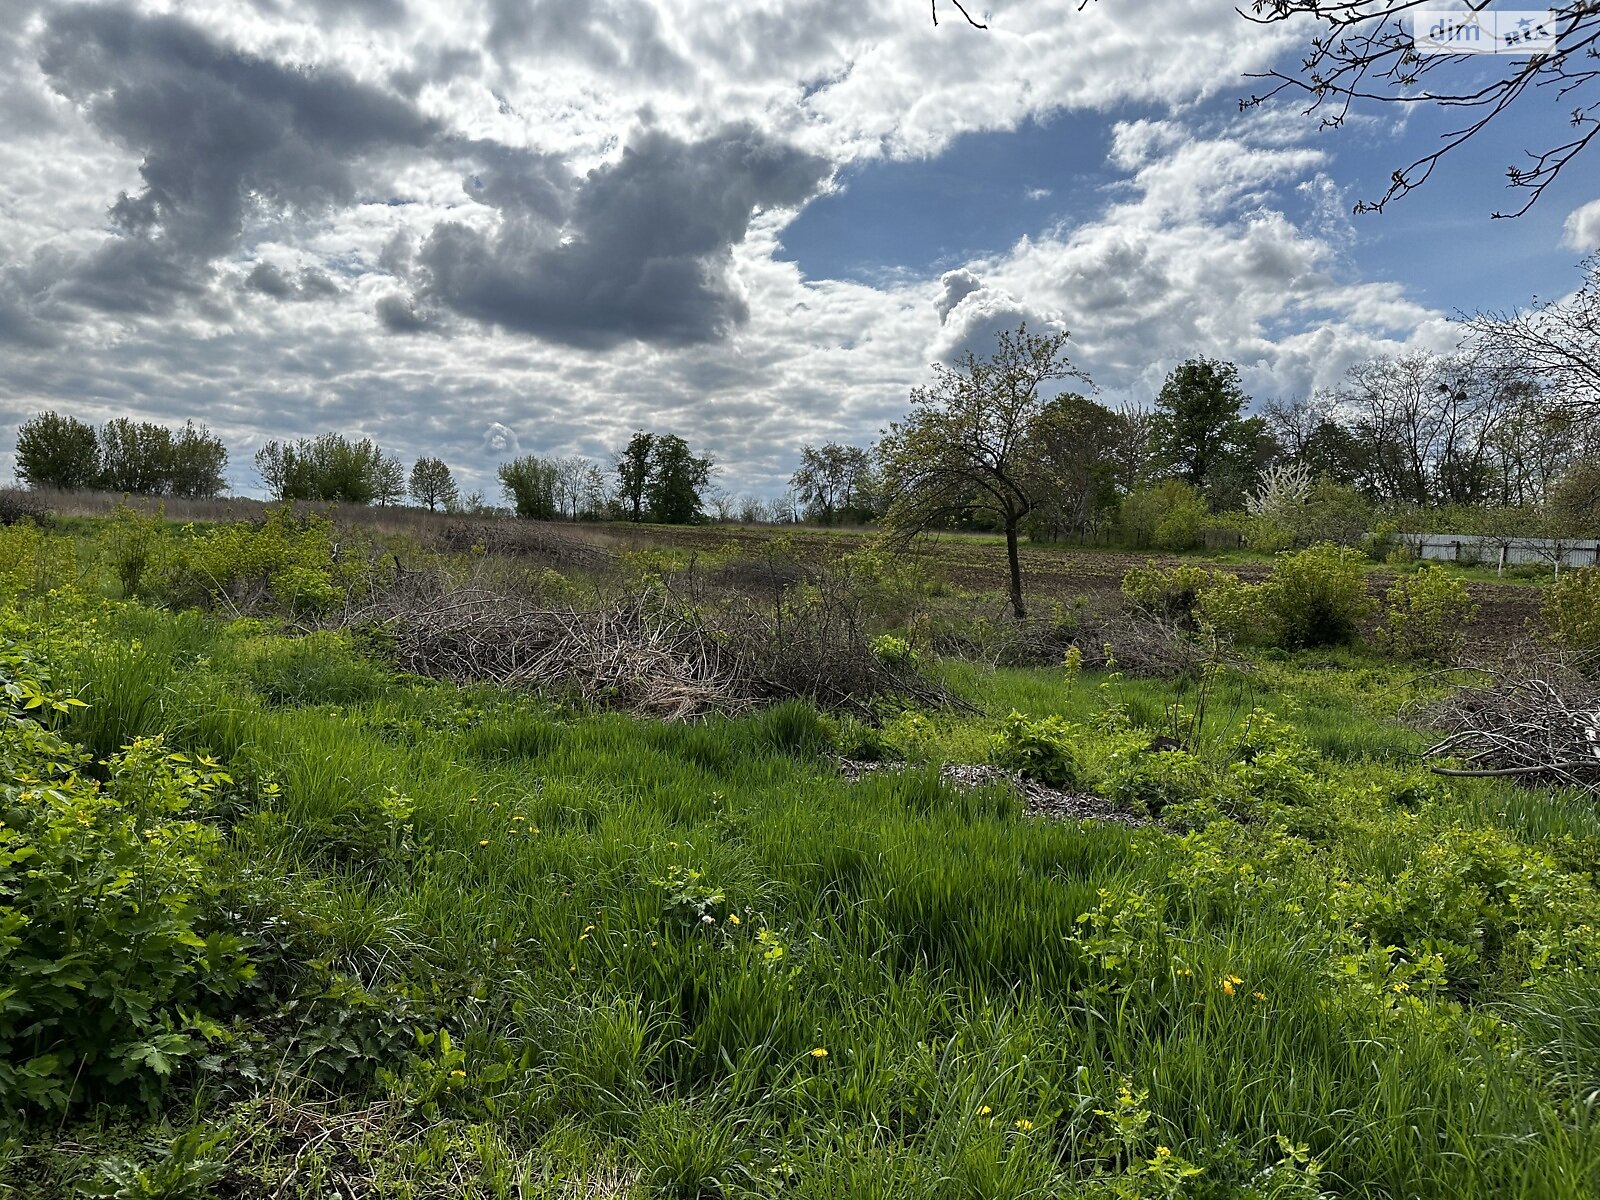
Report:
1563,199,1600,252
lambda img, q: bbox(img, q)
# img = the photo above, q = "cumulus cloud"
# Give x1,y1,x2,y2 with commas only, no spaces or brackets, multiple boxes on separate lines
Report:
396,124,829,347
36,4,443,314
1563,199,1600,252
929,269,1061,365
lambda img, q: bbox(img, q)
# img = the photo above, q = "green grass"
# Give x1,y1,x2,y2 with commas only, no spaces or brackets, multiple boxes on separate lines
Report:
3,577,1599,1196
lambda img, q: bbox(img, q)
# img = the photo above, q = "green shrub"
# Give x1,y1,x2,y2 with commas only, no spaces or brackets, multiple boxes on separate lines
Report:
990,711,1082,789
870,633,918,668
1120,564,1227,626
0,695,250,1110
1542,567,1600,663
100,505,168,597
1195,573,1267,645
1119,481,1208,551
1376,566,1478,663
158,507,366,617
1260,543,1373,650
1100,748,1210,818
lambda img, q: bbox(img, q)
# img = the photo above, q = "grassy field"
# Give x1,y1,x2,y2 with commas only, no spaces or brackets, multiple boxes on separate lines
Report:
2,515,1597,1198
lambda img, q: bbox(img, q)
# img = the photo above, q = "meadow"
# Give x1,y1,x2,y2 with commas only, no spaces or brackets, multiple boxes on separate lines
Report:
2,510,1598,1199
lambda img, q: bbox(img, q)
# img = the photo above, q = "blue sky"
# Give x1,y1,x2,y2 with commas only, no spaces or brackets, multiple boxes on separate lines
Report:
0,1,1594,499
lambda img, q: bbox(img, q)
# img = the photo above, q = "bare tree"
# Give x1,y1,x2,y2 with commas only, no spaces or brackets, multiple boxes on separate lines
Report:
1235,0,1600,216
1468,255,1600,418
879,323,1090,618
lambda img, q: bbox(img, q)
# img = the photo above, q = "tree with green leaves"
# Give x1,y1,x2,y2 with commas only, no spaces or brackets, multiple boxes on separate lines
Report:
409,456,458,512
13,412,100,491
790,442,879,525
99,418,174,495
166,422,229,498
498,455,559,519
252,433,386,504
646,434,714,525
879,323,1090,618
373,454,406,507
616,432,655,523
1151,357,1255,502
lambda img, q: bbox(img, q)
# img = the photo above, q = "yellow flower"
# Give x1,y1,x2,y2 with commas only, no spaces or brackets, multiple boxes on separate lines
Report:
978,1105,992,1116
1015,1119,1034,1132
810,1047,828,1059
1176,967,1193,977
727,914,742,926
511,815,525,822
1252,991,1267,1002
1220,974,1243,996
1392,981,1410,993
477,839,490,847
1155,1146,1172,1159
449,1070,466,1078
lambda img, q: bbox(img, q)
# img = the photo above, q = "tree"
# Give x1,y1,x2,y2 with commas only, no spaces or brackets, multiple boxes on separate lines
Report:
99,418,173,495
616,432,655,522
251,433,385,503
790,442,879,524
1150,357,1258,504
646,434,714,525
254,440,291,500
373,454,406,507
409,456,458,512
498,454,559,519
879,323,1090,618
13,412,99,490
1469,256,1600,419
1235,0,1599,216
167,422,228,498
1025,393,1122,540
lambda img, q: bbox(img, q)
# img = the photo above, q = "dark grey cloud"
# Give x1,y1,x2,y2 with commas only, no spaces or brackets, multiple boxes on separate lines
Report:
244,262,343,301
400,125,830,347
37,3,440,311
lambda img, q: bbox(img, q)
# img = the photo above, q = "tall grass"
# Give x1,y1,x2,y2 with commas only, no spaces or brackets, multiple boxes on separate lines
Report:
11,599,1598,1197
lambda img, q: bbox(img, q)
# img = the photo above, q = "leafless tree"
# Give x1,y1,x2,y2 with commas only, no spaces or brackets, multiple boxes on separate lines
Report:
1468,255,1600,417
1235,0,1600,216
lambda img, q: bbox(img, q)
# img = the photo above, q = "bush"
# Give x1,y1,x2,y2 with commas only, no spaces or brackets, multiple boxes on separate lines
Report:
990,711,1082,789
100,504,167,597
0,487,50,527
1194,573,1265,645
1260,543,1373,650
1101,748,1210,817
0,670,251,1110
1542,567,1600,663
1376,566,1478,663
159,507,366,616
1120,564,1225,626
1119,481,1208,551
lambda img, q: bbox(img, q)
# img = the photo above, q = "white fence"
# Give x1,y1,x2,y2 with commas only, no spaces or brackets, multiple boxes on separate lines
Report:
1395,533,1600,572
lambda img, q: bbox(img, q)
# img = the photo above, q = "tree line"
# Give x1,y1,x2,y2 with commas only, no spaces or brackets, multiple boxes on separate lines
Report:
13,413,229,498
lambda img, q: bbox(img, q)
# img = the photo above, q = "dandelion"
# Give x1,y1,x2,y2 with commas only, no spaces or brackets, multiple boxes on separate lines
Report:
810,1047,828,1059
727,913,742,926
1015,1119,1034,1131
1252,991,1267,1002
478,839,490,847
450,1070,466,1079
1220,974,1243,996
978,1106,992,1116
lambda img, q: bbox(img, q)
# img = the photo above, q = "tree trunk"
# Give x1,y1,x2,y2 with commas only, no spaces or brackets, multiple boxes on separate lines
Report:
1004,519,1026,619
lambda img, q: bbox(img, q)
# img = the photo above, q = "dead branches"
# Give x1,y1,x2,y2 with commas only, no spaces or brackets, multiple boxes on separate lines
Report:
1421,658,1600,792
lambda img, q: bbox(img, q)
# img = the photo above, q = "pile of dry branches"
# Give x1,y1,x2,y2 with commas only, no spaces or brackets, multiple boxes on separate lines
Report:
1422,657,1600,793
347,569,952,719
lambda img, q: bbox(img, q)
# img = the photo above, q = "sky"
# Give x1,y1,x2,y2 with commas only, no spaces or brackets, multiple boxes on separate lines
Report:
0,0,1595,501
